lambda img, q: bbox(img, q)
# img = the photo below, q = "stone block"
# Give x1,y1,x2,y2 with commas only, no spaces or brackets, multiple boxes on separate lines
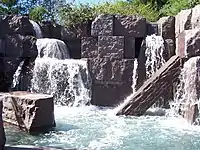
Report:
191,5,200,29
175,9,192,38
81,37,98,58
91,82,132,106
91,14,114,36
124,37,135,58
88,58,134,83
114,15,146,37
64,39,81,59
39,21,61,39
98,36,124,59
4,34,37,58
0,15,34,37
146,22,158,35
1,91,55,133
177,29,200,58
157,16,175,40
0,100,6,149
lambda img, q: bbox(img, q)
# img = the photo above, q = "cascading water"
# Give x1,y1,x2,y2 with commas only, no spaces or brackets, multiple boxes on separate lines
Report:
29,20,43,39
31,58,91,106
145,34,166,79
31,38,91,106
171,57,200,116
36,38,70,59
11,60,25,90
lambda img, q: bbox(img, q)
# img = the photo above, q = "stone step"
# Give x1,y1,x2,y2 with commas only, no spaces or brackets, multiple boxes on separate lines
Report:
116,55,181,116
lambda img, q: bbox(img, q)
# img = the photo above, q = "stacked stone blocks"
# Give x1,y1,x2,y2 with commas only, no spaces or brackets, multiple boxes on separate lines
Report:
81,14,147,106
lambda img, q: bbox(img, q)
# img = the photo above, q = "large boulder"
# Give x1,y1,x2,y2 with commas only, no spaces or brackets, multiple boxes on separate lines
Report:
0,100,6,149
177,29,200,58
114,15,146,37
1,91,55,133
0,15,34,37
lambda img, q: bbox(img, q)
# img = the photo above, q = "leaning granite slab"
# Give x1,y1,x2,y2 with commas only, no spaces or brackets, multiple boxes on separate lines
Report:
0,99,6,149
117,55,181,116
0,91,55,133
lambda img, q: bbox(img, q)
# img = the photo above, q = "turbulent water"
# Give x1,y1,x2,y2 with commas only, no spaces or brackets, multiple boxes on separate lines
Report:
29,20,43,39
5,106,200,150
6,27,200,150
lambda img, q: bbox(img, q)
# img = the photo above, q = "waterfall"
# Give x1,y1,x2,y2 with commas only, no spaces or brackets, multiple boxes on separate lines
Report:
31,39,91,106
30,20,43,39
36,38,70,59
145,34,166,79
171,57,200,115
11,60,25,90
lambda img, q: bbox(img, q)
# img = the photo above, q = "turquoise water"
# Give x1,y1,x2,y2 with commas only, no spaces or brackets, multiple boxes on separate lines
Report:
5,106,200,150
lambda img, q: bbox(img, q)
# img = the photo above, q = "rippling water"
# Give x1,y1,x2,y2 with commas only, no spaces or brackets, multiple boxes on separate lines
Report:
5,105,200,150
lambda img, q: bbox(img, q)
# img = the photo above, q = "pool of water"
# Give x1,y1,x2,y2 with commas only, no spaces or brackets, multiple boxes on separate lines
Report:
5,105,200,150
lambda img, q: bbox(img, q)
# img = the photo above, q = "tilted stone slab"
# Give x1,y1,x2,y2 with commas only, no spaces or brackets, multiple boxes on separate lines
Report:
116,55,181,116
0,99,6,149
91,14,114,36
177,29,200,58
114,15,146,37
81,37,98,58
98,36,124,59
1,91,55,133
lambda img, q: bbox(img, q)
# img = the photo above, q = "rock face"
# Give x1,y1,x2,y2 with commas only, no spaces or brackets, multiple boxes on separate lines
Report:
3,34,37,58
91,14,114,36
177,29,200,58
88,58,134,106
117,55,181,116
1,91,55,133
114,15,146,37
81,37,98,58
0,100,6,149
0,15,34,37
98,36,124,59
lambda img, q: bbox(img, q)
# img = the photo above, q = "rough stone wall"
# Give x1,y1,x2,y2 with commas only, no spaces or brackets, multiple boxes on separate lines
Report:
81,14,147,106
0,15,37,92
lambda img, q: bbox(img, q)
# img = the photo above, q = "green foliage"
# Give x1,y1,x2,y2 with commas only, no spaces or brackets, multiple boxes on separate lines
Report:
0,0,19,14
29,6,49,22
160,0,200,16
58,3,95,27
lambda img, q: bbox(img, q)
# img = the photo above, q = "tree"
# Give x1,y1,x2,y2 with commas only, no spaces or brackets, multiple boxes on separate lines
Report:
29,6,49,22
0,0,19,14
